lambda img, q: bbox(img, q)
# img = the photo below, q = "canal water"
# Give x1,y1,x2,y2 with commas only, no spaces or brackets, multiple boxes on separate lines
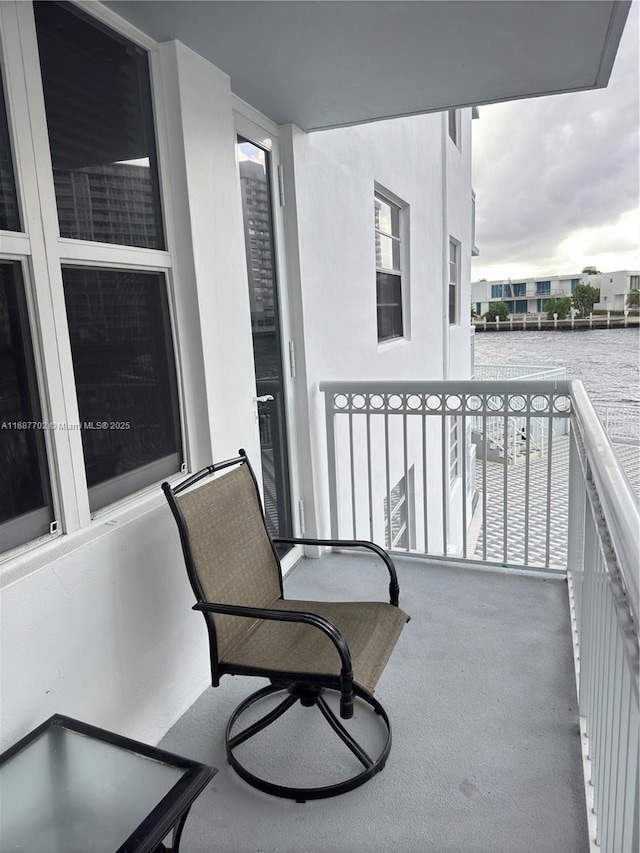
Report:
474,327,640,408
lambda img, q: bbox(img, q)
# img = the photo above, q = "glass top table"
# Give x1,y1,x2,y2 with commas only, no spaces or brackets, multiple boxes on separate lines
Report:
0,714,216,853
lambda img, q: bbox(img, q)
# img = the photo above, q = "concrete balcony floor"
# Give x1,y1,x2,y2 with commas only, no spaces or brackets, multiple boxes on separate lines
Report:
159,553,589,853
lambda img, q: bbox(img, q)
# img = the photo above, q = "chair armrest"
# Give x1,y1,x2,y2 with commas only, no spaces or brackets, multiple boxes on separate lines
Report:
192,601,355,718
272,537,400,607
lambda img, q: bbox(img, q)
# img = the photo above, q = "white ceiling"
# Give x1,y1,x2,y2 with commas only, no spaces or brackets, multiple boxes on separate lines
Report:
105,1,631,132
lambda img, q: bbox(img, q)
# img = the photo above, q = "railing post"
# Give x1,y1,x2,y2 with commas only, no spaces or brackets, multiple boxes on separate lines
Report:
323,389,340,539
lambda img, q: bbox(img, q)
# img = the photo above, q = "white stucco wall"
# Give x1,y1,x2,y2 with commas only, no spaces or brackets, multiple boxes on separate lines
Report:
281,112,473,540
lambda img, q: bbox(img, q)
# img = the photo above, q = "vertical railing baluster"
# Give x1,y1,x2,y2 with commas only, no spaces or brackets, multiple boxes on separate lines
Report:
366,408,374,543
593,550,606,815
422,406,429,555
502,400,509,564
384,404,391,551
596,595,614,842
620,666,638,853
604,628,623,852
403,407,409,553
584,510,598,747
348,405,356,539
325,393,339,538
524,410,531,567
544,409,554,568
482,410,488,562
441,408,448,557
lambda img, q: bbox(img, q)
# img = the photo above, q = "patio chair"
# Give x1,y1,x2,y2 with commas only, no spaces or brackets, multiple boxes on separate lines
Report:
162,450,409,802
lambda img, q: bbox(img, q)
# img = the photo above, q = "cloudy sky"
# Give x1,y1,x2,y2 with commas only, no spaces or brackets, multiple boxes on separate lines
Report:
471,2,639,282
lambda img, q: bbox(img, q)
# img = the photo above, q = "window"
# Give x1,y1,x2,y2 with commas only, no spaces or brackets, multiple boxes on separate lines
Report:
513,283,526,297
536,281,551,295
384,468,414,550
449,417,460,483
0,71,20,232
34,1,164,249
629,275,638,289
537,298,549,312
63,268,181,511
448,238,459,325
515,300,528,314
448,109,459,146
375,192,404,342
504,301,514,314
570,278,580,294
490,284,503,299
0,3,182,554
0,263,53,550
475,302,482,316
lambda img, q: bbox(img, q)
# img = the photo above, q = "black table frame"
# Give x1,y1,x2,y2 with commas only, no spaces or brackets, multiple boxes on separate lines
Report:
0,714,216,853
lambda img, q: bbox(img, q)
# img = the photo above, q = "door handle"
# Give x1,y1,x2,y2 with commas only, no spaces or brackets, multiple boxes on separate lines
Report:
255,395,275,403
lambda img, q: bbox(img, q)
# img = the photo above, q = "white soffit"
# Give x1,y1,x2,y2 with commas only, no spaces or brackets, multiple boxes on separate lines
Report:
104,1,631,132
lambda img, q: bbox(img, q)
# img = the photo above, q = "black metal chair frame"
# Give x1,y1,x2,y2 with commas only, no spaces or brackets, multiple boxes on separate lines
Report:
163,449,404,802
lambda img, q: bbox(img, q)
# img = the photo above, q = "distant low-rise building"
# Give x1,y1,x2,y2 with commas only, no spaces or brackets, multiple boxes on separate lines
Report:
472,270,639,317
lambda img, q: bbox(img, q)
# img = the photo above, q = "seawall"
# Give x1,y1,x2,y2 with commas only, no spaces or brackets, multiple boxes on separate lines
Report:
474,316,640,333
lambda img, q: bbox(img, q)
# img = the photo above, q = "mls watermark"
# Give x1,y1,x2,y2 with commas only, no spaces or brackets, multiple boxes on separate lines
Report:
1,421,131,430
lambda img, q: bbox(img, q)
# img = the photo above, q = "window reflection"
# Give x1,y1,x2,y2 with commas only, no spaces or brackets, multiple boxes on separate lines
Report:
237,138,292,540
238,141,279,382
63,268,181,509
0,72,20,232
34,2,164,249
0,263,52,546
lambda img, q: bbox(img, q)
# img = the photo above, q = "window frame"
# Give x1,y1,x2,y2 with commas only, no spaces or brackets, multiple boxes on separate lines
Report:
374,185,409,345
0,1,187,559
0,259,55,550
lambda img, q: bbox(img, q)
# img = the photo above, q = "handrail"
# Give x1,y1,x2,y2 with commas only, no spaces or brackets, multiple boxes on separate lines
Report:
320,378,572,396
570,380,640,625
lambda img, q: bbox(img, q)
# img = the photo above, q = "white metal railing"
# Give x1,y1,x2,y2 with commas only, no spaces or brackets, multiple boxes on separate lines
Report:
475,363,567,382
596,404,640,444
321,377,639,853
473,367,568,464
567,382,639,853
320,379,573,571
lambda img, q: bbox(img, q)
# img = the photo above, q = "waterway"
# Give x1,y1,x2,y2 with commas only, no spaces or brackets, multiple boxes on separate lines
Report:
474,327,640,408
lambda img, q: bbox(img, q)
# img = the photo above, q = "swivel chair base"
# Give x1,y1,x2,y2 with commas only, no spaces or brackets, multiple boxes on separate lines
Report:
225,682,392,802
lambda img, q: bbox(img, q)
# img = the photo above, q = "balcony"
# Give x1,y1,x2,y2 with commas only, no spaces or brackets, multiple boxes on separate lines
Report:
158,379,638,853
161,552,588,853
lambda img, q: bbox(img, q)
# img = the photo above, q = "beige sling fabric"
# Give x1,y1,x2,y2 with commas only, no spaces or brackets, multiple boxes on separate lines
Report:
175,460,408,695
224,599,408,695
176,464,281,660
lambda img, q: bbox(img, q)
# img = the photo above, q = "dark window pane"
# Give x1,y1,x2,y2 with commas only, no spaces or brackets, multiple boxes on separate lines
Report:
377,271,403,341
0,73,20,232
449,283,457,324
63,268,181,511
448,109,457,143
34,2,164,249
238,138,293,542
0,263,52,550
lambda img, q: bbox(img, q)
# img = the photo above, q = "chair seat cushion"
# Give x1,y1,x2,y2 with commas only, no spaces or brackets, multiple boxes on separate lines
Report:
222,599,409,695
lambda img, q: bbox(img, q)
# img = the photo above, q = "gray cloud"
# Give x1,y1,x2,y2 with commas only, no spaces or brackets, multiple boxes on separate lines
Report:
472,5,639,279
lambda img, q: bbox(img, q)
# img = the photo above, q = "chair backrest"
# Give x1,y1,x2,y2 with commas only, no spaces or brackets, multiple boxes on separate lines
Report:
165,458,283,663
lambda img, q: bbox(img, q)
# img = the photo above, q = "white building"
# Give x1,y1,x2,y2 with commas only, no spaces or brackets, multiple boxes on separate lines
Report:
472,269,640,317
0,0,630,761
